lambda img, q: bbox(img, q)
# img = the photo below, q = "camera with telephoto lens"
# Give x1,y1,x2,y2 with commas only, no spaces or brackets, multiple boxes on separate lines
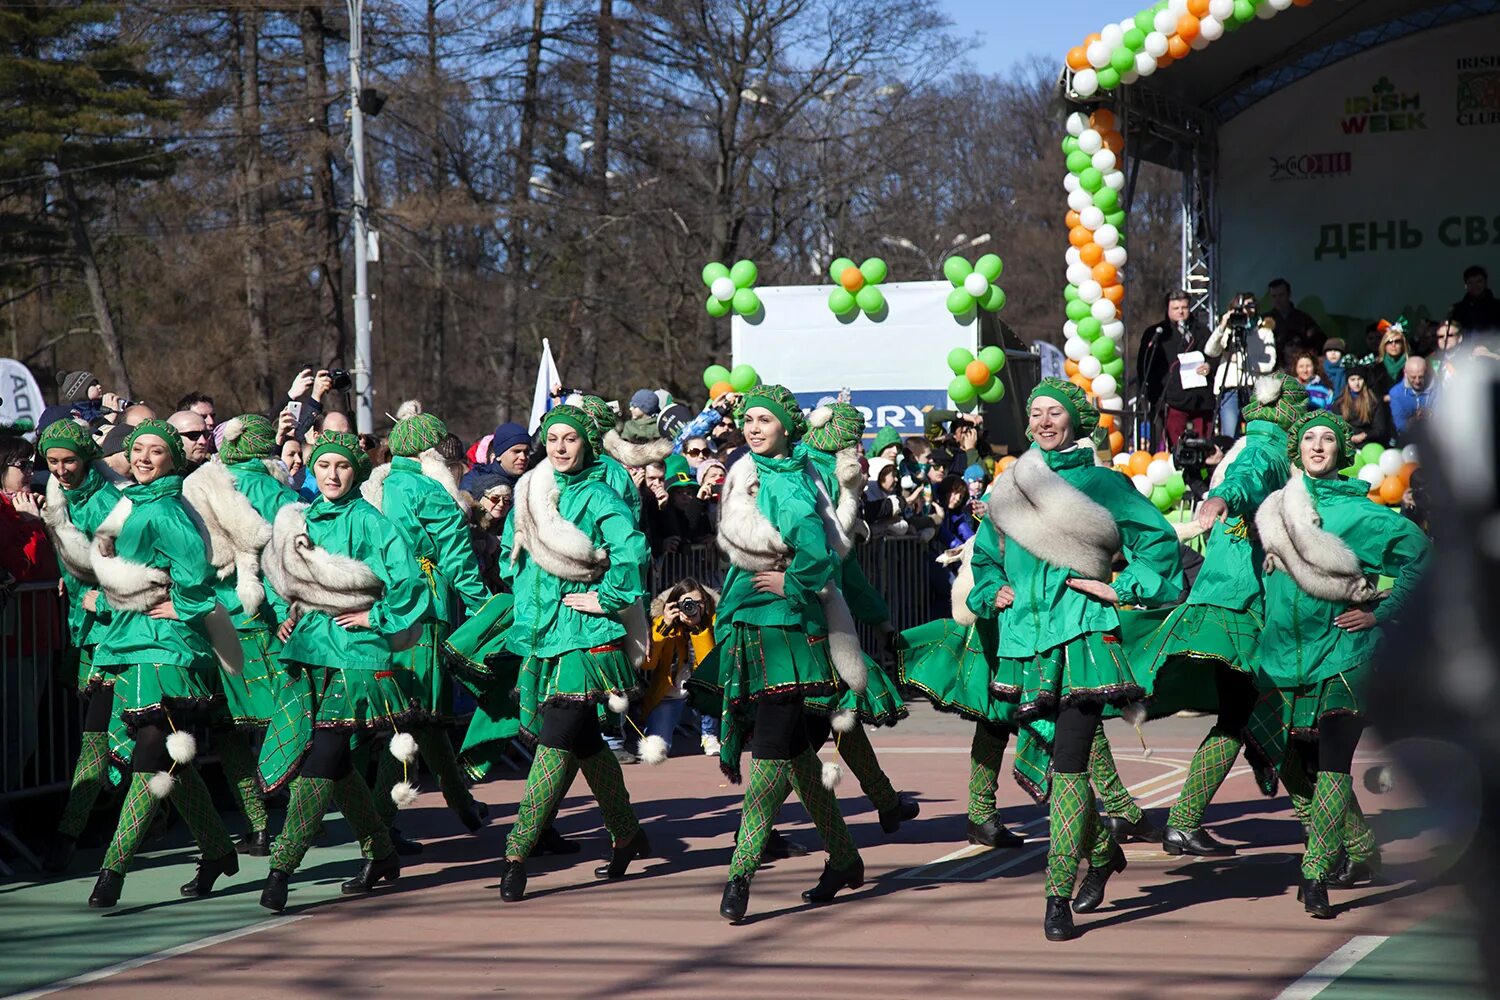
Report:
304,365,353,392
1225,299,1256,335
1173,435,1215,476
678,597,701,620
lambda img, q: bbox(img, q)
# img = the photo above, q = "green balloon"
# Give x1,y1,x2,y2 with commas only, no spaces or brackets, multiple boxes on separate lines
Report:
1150,485,1173,512
948,376,977,404
1066,298,1092,322
732,287,760,316
1106,211,1127,230
1093,187,1119,213
1232,0,1254,21
1109,47,1135,74
1079,167,1104,193
1066,150,1093,175
1134,9,1155,31
729,364,758,393
701,261,729,286
981,285,1007,312
1078,317,1103,341
1123,27,1146,51
943,256,973,284
729,259,758,288
855,284,885,314
828,257,857,283
703,364,731,389
828,287,856,315
1090,336,1118,362
946,288,976,316
947,348,975,375
1359,442,1384,466
978,378,1006,404
1102,357,1125,378
1166,472,1186,500
1064,284,1080,302
706,294,731,318
978,346,1005,372
974,253,1003,282
1062,135,1079,155
1339,464,1358,479
859,258,888,285
1097,66,1121,90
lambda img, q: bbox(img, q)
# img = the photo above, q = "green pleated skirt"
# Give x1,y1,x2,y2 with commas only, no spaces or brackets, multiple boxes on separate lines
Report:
716,623,837,707
514,645,640,744
896,617,1019,727
392,621,455,722
458,651,524,781
1126,603,1262,719
217,628,283,729
94,658,223,733
442,592,514,684
804,655,907,727
1246,666,1366,779
1002,628,1142,722
76,654,133,788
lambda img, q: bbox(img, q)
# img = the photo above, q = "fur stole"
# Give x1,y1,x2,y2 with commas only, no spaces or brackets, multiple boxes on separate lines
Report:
509,468,609,582
363,450,464,514
602,428,674,468
714,455,866,693
832,447,868,541
947,536,979,625
261,458,290,485
44,470,102,583
1255,473,1380,603
1175,436,1250,542
183,461,273,616
987,447,1119,580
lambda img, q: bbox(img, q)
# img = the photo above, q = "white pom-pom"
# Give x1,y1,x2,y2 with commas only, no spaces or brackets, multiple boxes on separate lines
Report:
395,399,424,420
832,710,857,734
821,761,843,790
166,730,197,765
148,771,176,799
389,732,419,763
1121,702,1148,727
221,417,246,443
1142,746,1155,759
606,692,628,714
1254,375,1283,406
639,734,669,766
391,781,419,809
808,406,833,430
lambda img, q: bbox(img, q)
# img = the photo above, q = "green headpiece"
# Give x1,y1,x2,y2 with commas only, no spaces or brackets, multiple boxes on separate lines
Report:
1026,377,1098,439
665,453,695,490
540,404,601,456
735,383,808,440
217,414,278,464
389,412,448,457
864,424,901,459
1242,373,1309,431
124,419,187,471
1288,411,1355,469
576,395,618,440
309,430,372,484
805,402,866,454
37,419,101,463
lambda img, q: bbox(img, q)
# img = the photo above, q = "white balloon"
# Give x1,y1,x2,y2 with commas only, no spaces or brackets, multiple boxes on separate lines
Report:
1113,449,1132,467
1090,299,1117,322
1256,2,1277,17
1067,263,1092,285
1135,52,1158,77
1077,129,1103,155
1132,473,1153,497
1069,188,1094,212
1098,395,1123,414
1078,280,1103,303
1147,458,1173,486
1092,373,1118,398
1268,0,1293,9
1079,355,1103,378
1144,31,1169,57
1079,207,1105,231
1102,321,1125,340
963,272,989,297
1101,24,1124,48
1064,320,1080,339
1094,224,1120,249
1189,34,1210,50
1199,15,1224,40
1073,69,1099,98
1401,443,1420,464
1065,337,1090,361
1209,0,1233,18
1105,326,1126,344
1120,69,1140,86
1104,246,1128,267
1358,465,1385,487
1086,41,1112,69
1064,173,1081,193
1065,246,1083,267
1104,170,1126,191
1168,0,1189,15
1153,10,1177,34
710,276,735,302
1377,448,1404,477
1066,112,1088,137
1091,149,1117,172
1120,18,1138,36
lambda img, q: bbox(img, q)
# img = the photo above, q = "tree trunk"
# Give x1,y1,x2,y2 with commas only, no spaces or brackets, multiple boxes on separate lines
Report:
299,4,347,367
231,9,273,409
424,0,447,404
504,0,547,417
576,0,612,386
57,174,130,395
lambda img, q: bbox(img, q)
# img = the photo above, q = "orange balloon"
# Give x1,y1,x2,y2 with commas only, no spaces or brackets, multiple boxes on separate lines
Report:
1065,359,1080,377
1155,52,1175,69
1187,0,1210,17
1397,461,1419,486
1080,242,1104,266
1065,210,1082,229
1128,450,1152,476
840,266,864,293
1101,130,1124,153
1103,284,1125,305
1293,0,1312,6
1108,430,1125,454
998,455,1018,472
709,381,733,399
1176,15,1200,41
1090,109,1116,130
1092,262,1118,285
1098,413,1114,430
1153,451,1170,464
1066,46,1089,71
1083,32,1101,45
1167,34,1191,59
1071,373,1093,393
1378,476,1405,505
1069,226,1093,249
966,359,991,387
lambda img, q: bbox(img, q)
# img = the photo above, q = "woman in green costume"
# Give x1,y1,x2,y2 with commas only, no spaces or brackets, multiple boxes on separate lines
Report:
37,419,128,874
255,430,433,912
85,419,241,908
987,379,1183,942
362,409,489,836
497,405,653,903
1251,411,1428,918
710,384,866,923
181,414,301,858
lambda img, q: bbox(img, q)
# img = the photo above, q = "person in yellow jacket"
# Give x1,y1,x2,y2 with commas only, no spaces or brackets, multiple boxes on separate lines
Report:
638,580,717,746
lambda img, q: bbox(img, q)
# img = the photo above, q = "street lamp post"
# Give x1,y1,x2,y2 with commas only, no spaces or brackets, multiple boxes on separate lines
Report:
348,0,374,434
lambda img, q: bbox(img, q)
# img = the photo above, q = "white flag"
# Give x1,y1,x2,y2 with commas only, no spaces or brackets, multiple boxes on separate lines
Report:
0,358,45,440
529,338,562,433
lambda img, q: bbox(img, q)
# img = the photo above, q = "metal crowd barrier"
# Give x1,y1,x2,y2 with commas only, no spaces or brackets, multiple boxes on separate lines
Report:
1,582,67,874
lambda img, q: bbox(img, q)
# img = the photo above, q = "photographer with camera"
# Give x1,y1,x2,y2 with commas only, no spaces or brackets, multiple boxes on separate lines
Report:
640,580,719,756
281,365,349,442
1205,291,1278,436
1141,290,1216,447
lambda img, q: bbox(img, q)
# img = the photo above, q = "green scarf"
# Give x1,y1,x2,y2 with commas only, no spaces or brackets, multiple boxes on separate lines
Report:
127,472,185,504
1382,351,1407,384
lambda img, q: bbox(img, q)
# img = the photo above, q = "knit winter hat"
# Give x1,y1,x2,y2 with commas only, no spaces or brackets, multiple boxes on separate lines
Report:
866,424,901,459
37,418,101,462
665,453,695,490
56,370,99,404
1242,373,1309,431
217,414,277,464
696,459,726,484
629,389,660,416
736,383,808,440
805,401,865,454
125,418,187,471
541,404,600,456
1027,377,1099,438
577,395,618,438
658,403,693,441
488,422,530,461
309,429,372,484
1289,411,1355,469
389,412,448,457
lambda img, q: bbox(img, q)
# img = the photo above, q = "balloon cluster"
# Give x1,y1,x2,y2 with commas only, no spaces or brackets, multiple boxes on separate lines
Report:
1112,448,1188,513
943,346,1007,410
1061,108,1127,419
701,362,760,399
1349,442,1420,507
702,260,761,318
827,257,889,317
1064,0,1311,98
942,255,1006,316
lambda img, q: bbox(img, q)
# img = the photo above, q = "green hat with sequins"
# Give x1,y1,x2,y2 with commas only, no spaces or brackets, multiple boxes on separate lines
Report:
1289,410,1354,469
805,401,866,454
1027,377,1098,438
37,418,101,462
389,412,448,457
124,418,187,471
736,383,808,440
1243,373,1309,431
217,414,278,464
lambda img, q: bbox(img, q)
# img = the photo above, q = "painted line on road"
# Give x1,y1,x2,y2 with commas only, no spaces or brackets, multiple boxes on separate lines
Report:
2,914,311,1000
1273,935,1389,1000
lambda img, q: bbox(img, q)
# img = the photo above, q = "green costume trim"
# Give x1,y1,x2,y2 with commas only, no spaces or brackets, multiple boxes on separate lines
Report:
56,731,111,838
577,748,642,846
1303,771,1351,880
506,745,572,860
271,776,336,873
728,758,793,880
101,773,160,874
789,748,860,870
968,723,1009,824
832,723,899,814
389,412,448,457
803,655,907,727
1089,727,1143,824
515,648,641,744
897,619,1018,725
1008,630,1143,722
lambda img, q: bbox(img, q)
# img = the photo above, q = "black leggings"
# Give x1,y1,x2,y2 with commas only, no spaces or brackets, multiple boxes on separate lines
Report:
1315,714,1364,775
1215,665,1258,734
537,702,606,758
82,687,113,734
131,724,171,774
803,712,833,754
751,696,810,761
1052,703,1103,775
302,729,356,781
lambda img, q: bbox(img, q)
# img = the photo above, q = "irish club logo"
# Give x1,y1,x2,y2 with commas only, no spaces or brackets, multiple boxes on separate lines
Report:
1457,55,1500,127
1342,76,1425,134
